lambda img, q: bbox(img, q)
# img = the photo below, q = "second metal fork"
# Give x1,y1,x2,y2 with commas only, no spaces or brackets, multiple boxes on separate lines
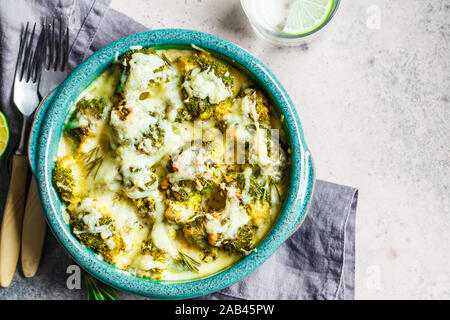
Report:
22,17,70,279
0,21,46,287
39,17,70,98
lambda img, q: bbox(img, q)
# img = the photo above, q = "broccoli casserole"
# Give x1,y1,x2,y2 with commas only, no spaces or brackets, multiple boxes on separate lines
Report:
53,47,291,280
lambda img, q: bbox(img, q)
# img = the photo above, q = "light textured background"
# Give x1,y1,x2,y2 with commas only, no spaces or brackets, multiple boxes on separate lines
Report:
108,0,450,299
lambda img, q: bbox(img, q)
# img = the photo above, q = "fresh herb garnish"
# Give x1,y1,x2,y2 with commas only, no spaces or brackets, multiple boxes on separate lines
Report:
178,250,201,273
82,147,104,178
85,272,120,300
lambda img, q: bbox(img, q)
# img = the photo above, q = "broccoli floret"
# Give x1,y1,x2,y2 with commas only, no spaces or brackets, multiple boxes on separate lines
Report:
133,197,156,223
198,97,234,120
115,47,157,94
164,181,202,223
64,98,107,146
52,157,76,204
215,97,234,117
65,127,90,146
247,176,270,202
201,246,218,262
176,56,198,75
183,215,208,249
75,98,107,119
197,178,220,195
76,232,124,264
176,92,212,122
133,197,155,213
77,233,111,260
141,240,167,263
255,96,270,123
177,92,234,122
166,180,197,202
238,88,271,123
164,193,201,224
176,52,235,122
72,217,124,264
245,200,270,223
117,47,156,65
142,121,165,149
222,225,254,254
179,51,234,87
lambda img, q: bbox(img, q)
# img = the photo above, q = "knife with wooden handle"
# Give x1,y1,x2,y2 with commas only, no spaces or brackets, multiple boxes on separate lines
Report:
21,176,46,277
0,155,28,287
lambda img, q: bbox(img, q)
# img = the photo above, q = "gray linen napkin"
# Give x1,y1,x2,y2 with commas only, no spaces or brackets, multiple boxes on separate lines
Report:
0,0,358,300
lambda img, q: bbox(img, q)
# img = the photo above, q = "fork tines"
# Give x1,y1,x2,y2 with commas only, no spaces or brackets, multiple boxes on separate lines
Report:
16,22,46,83
43,17,69,72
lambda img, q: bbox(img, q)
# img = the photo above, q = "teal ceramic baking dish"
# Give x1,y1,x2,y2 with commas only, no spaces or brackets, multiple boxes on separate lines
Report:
28,29,315,299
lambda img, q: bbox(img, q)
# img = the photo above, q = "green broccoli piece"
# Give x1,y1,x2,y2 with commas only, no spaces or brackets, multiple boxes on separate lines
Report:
117,47,156,65
237,88,271,123
71,213,124,264
255,96,270,123
133,197,155,214
64,127,89,146
166,180,197,202
74,98,107,119
77,233,113,262
183,215,208,249
115,47,157,94
133,197,156,223
176,92,233,122
197,178,220,195
198,96,234,121
183,51,234,87
201,246,218,263
248,176,269,202
141,240,168,263
76,232,124,264
64,98,107,146
176,91,212,122
142,121,165,149
52,157,76,204
222,225,254,254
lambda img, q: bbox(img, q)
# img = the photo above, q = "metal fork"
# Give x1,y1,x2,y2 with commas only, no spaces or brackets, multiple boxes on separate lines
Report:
0,22,46,287
21,17,70,279
39,17,70,98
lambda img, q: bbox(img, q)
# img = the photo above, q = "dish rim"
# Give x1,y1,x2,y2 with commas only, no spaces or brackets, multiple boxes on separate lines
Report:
28,29,315,299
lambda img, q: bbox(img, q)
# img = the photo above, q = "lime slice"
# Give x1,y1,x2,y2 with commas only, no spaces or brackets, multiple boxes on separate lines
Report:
0,111,10,157
282,0,334,35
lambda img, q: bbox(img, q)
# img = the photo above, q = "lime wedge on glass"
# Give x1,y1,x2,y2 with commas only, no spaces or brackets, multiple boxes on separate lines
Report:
0,111,10,157
282,0,334,35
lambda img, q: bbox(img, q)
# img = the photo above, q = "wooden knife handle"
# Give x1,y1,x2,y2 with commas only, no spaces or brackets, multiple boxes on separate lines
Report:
21,176,46,278
0,155,28,287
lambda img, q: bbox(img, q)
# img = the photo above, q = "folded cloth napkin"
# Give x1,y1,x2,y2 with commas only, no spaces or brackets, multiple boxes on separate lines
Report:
0,0,358,300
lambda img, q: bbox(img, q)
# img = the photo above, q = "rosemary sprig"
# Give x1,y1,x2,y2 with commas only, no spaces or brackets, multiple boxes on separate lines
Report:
178,250,201,273
82,147,104,179
161,52,172,66
271,179,281,202
85,272,120,300
263,177,270,202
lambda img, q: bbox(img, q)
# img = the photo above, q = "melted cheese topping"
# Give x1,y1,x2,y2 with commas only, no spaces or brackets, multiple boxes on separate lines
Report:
182,67,233,104
55,48,290,281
